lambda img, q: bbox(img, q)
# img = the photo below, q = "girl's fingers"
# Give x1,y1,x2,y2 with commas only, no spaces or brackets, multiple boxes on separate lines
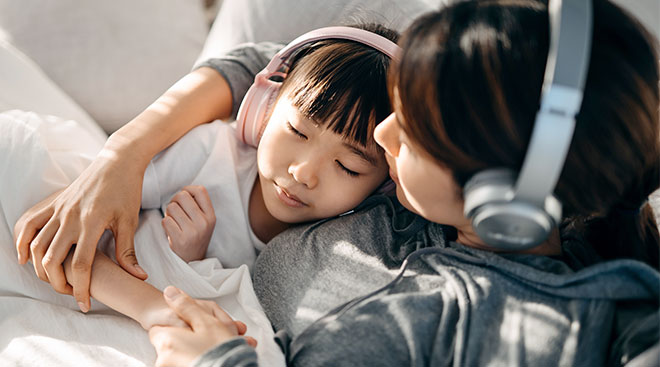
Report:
172,190,206,224
166,202,192,227
182,186,215,218
162,216,182,238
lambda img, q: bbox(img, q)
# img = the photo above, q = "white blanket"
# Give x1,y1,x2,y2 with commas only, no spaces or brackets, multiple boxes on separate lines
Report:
0,110,285,366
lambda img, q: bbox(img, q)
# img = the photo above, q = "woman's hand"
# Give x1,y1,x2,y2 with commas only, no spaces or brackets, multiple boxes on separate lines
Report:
13,67,233,314
149,286,256,367
13,143,149,312
162,186,216,262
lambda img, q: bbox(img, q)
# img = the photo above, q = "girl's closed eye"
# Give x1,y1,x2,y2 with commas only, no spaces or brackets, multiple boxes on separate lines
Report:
336,160,360,177
287,122,307,140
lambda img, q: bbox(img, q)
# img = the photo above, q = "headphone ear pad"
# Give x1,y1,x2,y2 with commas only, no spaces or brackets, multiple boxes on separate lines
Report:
463,168,516,219
463,168,556,249
236,72,282,147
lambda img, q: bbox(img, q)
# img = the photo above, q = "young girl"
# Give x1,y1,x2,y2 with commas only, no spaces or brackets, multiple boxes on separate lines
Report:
55,24,400,330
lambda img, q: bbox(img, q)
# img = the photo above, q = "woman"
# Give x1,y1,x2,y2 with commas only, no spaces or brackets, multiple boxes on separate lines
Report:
147,0,660,366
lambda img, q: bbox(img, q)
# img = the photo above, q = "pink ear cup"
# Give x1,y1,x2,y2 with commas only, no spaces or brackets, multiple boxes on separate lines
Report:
236,72,283,147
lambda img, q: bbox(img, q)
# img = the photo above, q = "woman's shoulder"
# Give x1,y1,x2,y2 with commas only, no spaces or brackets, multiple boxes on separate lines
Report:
286,244,659,366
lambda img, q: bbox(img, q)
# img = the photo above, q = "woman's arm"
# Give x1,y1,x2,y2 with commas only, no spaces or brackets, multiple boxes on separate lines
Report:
108,67,232,164
14,67,232,313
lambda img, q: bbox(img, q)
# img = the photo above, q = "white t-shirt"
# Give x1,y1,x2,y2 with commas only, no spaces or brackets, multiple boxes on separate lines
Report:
141,121,265,269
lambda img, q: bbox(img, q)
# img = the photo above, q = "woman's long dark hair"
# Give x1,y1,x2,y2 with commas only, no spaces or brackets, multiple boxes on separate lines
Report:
391,0,659,269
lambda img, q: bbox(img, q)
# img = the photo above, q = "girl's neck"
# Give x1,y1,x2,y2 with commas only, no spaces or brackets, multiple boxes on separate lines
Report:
249,177,291,243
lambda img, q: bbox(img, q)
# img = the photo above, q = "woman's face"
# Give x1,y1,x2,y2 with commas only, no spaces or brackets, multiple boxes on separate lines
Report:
375,109,562,254
374,113,472,231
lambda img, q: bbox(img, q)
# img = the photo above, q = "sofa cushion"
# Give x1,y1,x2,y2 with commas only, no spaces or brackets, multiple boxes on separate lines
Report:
195,0,447,65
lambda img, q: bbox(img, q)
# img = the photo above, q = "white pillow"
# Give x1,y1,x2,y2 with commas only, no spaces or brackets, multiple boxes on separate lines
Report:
0,38,107,143
196,0,447,65
0,0,209,134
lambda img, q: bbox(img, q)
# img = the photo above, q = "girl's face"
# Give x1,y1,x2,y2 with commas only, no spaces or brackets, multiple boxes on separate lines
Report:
257,96,389,224
374,113,472,231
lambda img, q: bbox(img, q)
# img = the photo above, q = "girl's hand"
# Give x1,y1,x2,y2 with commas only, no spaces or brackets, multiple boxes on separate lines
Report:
149,287,256,367
162,186,216,262
13,146,148,312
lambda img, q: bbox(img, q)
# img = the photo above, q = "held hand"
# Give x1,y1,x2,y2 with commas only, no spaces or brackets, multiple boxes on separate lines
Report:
149,287,256,367
162,186,216,262
13,147,148,312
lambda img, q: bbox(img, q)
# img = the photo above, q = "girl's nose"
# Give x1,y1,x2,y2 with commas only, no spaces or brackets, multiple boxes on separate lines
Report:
288,159,319,189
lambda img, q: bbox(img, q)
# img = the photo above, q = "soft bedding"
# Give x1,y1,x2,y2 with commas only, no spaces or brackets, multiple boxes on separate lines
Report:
0,111,285,366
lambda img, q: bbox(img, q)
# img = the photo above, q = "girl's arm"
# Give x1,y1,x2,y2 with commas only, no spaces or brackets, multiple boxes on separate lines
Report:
63,250,185,330
14,67,233,313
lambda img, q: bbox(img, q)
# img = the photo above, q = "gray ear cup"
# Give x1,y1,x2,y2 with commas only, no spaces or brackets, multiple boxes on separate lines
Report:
461,0,591,250
463,169,561,250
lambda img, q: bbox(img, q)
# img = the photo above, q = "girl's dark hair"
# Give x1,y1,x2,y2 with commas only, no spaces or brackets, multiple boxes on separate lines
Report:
391,0,659,268
277,23,399,148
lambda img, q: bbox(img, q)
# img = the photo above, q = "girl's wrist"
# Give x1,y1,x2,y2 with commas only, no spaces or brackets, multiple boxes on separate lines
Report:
137,298,184,330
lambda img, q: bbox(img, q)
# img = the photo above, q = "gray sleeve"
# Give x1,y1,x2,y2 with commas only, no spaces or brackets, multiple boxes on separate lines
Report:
192,338,258,367
195,42,283,120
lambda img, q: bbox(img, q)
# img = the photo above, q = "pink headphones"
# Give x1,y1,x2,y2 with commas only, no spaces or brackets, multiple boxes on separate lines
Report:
235,26,401,147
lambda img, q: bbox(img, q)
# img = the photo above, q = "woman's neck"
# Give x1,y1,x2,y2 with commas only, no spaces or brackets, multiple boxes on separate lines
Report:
249,177,291,243
455,223,562,256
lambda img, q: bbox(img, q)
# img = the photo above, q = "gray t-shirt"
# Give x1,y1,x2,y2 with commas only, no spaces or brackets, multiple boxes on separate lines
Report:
194,45,660,367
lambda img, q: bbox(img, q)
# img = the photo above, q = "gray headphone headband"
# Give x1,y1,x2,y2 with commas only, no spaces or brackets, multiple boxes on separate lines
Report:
514,0,593,204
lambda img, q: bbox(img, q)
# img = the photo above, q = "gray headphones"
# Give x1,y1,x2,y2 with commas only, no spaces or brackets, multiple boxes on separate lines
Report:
463,0,593,250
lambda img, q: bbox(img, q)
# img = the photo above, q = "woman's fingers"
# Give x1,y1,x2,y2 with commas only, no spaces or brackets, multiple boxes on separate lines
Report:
196,300,237,331
163,287,215,331
14,192,58,264
25,216,58,274
244,336,258,348
69,226,105,312
234,320,247,335
207,303,236,329
163,286,237,334
29,217,62,282
114,216,147,280
41,226,76,295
